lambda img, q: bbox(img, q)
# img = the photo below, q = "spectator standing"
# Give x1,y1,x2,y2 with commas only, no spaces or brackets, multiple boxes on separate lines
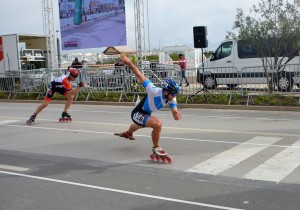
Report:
178,54,189,86
71,57,83,68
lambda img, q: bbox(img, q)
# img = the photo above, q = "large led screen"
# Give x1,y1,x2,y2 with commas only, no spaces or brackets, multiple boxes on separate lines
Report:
58,0,126,50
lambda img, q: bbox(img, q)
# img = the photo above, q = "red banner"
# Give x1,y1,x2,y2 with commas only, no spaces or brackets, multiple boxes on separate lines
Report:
0,37,3,61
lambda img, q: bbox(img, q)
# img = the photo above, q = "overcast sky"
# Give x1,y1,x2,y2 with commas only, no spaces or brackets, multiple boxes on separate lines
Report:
0,0,260,52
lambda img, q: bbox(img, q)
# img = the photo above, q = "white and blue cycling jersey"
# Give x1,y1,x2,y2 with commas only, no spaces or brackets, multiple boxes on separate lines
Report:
131,79,177,126
142,79,177,113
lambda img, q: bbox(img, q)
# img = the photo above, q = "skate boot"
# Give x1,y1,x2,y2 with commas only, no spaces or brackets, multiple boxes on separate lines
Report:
59,111,72,122
114,131,135,140
150,146,173,164
26,114,36,125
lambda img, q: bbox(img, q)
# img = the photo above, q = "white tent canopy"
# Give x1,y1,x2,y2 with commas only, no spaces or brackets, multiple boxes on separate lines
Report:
159,44,202,69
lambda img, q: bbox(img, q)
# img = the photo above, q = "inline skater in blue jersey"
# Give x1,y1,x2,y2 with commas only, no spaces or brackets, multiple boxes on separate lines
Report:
114,55,182,163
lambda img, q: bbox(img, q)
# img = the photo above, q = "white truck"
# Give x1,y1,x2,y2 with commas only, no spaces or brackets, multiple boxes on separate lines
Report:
0,34,48,75
197,39,300,91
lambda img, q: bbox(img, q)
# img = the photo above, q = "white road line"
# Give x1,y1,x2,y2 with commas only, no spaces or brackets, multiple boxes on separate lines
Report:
1,108,300,121
0,120,20,125
3,124,300,149
186,136,281,175
243,140,300,183
0,170,243,210
2,115,300,138
0,164,29,172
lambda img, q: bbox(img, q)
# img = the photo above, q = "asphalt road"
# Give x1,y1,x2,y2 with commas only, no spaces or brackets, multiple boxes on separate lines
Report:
0,102,299,210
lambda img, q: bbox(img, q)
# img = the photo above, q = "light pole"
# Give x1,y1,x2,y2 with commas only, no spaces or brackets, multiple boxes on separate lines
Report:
56,30,61,68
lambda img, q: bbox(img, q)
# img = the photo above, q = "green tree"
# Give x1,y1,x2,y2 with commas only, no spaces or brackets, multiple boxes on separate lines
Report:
227,0,300,91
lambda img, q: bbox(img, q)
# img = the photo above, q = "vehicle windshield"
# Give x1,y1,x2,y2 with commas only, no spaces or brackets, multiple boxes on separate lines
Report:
212,41,232,60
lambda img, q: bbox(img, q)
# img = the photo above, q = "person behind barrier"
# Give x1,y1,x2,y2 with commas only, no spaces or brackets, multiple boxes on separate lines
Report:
114,55,182,161
178,54,189,86
71,57,83,68
26,67,84,125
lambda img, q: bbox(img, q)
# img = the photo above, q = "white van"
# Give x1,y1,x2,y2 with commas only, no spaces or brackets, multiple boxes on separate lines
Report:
197,39,300,91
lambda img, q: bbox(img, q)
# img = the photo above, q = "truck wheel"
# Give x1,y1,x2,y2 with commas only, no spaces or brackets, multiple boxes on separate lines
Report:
277,72,293,92
203,76,217,89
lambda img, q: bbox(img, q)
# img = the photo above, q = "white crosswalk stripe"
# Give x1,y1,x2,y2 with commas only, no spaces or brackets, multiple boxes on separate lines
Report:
187,136,281,175
0,164,29,172
0,120,20,125
243,139,300,183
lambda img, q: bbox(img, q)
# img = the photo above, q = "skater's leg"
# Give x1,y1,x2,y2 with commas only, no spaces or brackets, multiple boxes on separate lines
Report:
127,122,143,134
115,123,142,140
33,100,50,116
27,99,50,124
63,92,75,112
145,116,162,147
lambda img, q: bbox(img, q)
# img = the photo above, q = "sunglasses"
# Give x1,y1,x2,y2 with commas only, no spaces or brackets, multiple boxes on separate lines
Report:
167,92,176,97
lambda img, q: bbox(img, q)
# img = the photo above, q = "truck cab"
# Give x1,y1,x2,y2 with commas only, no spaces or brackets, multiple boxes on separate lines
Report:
20,49,46,70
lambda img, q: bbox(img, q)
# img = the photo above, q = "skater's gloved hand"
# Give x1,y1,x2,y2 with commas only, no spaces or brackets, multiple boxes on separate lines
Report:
172,109,181,120
120,55,132,66
78,82,84,87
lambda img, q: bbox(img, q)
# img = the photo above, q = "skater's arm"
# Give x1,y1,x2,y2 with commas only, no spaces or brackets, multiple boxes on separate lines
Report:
65,82,84,96
171,108,181,120
120,55,147,83
68,86,81,94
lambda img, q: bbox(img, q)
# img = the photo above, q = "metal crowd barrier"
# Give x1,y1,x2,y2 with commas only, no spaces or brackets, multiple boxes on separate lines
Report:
239,64,300,93
0,72,18,99
78,66,132,101
1,63,300,105
193,63,300,104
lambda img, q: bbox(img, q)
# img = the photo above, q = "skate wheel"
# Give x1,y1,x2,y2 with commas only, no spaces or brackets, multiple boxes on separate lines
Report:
65,118,69,122
150,154,156,161
69,118,72,122
155,156,161,162
166,156,172,164
59,118,62,122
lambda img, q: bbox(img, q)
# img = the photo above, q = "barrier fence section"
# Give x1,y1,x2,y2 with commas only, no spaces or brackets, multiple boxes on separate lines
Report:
194,63,300,104
195,64,300,93
0,73,18,99
1,63,300,105
79,66,131,101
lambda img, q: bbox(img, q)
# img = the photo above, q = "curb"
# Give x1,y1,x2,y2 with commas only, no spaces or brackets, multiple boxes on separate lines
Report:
1,99,300,112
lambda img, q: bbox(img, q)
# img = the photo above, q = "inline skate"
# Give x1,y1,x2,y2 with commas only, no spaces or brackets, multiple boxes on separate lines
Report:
26,114,36,125
150,146,173,164
114,131,135,140
59,111,72,122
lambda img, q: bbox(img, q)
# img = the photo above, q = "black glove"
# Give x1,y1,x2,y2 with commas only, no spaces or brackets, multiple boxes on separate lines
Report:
78,82,84,87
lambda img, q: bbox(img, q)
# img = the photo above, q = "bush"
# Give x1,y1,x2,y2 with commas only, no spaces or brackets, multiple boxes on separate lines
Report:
0,90,299,107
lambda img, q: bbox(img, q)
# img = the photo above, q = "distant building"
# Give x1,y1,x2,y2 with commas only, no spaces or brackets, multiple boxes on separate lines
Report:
102,46,136,55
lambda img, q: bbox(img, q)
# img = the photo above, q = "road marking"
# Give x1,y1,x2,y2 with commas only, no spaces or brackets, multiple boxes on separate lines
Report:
3,123,300,149
0,120,20,125
0,170,243,210
2,115,300,138
0,164,29,172
243,140,300,183
2,108,300,122
186,136,281,175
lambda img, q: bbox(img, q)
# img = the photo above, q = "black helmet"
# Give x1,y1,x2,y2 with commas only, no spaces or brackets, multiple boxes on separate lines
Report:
162,77,180,95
